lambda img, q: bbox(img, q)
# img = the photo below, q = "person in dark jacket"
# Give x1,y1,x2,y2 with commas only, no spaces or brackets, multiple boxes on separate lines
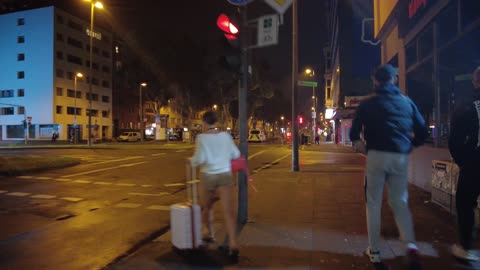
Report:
449,67,480,261
350,64,428,268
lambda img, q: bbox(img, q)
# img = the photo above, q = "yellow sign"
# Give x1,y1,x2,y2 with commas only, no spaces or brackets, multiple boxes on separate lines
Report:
264,0,292,14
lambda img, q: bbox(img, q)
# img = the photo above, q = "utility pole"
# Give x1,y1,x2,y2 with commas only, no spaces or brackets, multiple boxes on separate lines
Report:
237,4,249,225
291,0,299,171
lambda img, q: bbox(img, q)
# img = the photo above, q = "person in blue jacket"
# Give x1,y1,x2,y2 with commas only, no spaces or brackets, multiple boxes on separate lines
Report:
350,64,428,268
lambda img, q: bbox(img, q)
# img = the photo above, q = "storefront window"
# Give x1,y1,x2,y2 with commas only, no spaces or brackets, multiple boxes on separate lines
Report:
436,2,458,48
418,26,433,60
461,0,480,29
406,42,417,68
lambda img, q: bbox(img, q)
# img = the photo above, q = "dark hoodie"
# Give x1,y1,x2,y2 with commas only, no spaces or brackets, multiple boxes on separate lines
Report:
350,83,428,153
449,89,480,167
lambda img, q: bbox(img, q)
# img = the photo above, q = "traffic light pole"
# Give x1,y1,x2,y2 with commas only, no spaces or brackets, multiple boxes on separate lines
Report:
291,0,299,171
237,4,249,225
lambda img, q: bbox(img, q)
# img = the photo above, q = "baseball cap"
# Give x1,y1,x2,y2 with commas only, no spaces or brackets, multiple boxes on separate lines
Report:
374,64,398,83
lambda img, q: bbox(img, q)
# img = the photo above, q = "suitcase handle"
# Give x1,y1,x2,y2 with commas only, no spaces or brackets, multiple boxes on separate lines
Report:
186,159,199,205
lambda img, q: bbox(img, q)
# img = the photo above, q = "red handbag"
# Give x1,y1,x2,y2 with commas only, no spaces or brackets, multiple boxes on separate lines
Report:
231,155,253,182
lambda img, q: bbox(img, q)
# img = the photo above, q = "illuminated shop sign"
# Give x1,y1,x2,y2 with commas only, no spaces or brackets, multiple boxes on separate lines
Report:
86,29,102,40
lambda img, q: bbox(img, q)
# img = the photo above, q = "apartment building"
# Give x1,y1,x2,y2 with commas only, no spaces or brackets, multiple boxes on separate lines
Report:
0,6,112,141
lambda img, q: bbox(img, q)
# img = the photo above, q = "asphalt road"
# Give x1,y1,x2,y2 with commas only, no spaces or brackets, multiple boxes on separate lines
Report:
0,143,291,270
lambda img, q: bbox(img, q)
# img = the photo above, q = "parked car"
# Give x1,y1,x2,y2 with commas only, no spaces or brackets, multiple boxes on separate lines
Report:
248,129,266,143
117,132,141,142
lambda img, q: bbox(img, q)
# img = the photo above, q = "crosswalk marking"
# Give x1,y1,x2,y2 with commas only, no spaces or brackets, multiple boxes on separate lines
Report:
116,183,136,187
115,203,141,209
176,150,186,153
0,190,8,194
152,153,166,157
94,181,113,185
61,197,84,202
129,192,169,197
164,183,185,187
141,184,153,188
35,177,52,180
72,180,91,184
7,192,30,197
17,176,33,179
55,178,72,182
31,194,56,199
146,205,170,211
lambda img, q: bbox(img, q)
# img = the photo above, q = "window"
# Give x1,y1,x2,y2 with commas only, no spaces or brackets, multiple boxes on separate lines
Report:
67,37,82,49
1,90,14,97
56,33,63,42
18,106,24,114
102,50,110,58
17,71,24,79
67,54,82,65
56,51,63,60
92,78,99,86
17,18,25,26
56,106,62,114
418,26,433,60
56,15,64,24
56,87,63,96
436,3,457,47
102,66,110,73
102,110,109,117
92,93,99,101
102,95,110,103
17,36,25,43
66,72,74,80
85,61,99,70
86,109,98,116
56,69,64,78
76,91,82,98
6,125,23,138
67,107,75,115
0,107,14,115
17,53,25,61
406,42,417,68
68,20,82,32
67,89,75,97
17,89,24,97
102,80,110,88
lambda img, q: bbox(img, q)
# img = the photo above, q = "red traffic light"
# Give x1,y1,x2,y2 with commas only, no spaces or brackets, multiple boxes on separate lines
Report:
299,117,303,124
217,13,239,39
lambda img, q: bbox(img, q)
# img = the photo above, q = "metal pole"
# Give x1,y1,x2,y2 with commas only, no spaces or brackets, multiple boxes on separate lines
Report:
291,0,299,171
312,86,316,142
24,108,27,145
87,3,94,147
238,5,249,225
140,84,144,142
74,76,77,144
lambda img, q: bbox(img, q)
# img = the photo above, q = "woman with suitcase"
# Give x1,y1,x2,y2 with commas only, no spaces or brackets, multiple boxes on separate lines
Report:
191,111,241,261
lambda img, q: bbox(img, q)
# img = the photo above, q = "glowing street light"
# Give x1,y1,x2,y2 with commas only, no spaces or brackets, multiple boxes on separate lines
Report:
73,72,83,144
213,104,218,111
139,82,147,142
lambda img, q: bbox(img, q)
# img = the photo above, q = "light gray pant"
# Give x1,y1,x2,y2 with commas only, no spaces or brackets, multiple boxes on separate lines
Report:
366,150,415,251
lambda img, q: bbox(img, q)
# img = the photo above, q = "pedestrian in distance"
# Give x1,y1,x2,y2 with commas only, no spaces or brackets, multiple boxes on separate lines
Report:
350,64,429,269
449,66,480,261
190,111,241,262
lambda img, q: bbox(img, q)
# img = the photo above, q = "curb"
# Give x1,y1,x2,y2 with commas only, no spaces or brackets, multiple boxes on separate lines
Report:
0,160,81,176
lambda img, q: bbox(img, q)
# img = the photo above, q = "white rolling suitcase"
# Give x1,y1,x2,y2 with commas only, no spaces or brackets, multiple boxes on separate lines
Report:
170,160,202,250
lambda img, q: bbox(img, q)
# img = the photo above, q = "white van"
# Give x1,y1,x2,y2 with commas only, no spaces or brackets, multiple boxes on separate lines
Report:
248,130,266,143
118,132,141,142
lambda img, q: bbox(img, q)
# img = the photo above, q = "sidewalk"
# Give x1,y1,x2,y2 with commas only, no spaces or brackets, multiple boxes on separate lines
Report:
108,146,473,270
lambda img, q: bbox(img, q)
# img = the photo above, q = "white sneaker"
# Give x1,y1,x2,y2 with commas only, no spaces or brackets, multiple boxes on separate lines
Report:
365,248,381,263
451,244,479,261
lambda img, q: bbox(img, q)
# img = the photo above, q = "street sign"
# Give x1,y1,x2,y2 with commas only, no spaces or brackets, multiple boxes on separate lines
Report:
297,80,318,87
227,0,255,6
312,112,316,119
257,14,279,47
264,0,293,14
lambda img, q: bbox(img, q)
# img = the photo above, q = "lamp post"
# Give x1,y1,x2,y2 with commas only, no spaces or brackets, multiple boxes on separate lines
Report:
139,82,147,142
74,72,83,144
83,0,103,147
305,68,317,143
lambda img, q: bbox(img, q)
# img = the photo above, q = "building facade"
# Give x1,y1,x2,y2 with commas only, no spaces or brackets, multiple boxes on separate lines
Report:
0,6,113,141
374,0,480,191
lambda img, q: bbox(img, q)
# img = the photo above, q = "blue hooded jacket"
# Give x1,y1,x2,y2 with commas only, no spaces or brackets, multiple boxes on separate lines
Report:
349,83,428,153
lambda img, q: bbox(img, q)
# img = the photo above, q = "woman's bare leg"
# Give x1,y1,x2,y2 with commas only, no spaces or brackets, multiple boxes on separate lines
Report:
218,185,238,249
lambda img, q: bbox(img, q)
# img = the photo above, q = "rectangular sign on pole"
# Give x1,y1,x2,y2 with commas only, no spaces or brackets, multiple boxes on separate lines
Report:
297,80,318,87
257,14,279,47
312,112,316,118
264,0,293,14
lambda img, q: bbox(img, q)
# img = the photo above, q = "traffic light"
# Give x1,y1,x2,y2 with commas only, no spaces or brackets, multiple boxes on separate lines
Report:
298,115,303,125
217,13,240,70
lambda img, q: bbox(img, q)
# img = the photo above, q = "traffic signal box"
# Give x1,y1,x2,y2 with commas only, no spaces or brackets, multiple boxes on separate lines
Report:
217,13,241,71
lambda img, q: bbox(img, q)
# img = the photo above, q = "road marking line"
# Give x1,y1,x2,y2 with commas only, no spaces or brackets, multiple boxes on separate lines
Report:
249,149,270,159
115,203,141,209
176,150,186,152
146,205,170,211
164,183,185,187
152,153,166,157
94,181,113,185
72,180,91,184
31,194,56,199
87,156,145,166
7,192,30,197
271,153,291,164
141,185,153,188
116,183,136,187
63,161,148,178
129,192,169,197
55,178,72,182
61,197,84,202
35,177,52,180
0,190,8,194
17,176,33,179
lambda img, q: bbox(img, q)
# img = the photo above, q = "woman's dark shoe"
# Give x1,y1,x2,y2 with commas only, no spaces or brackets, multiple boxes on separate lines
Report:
202,236,215,243
228,248,239,263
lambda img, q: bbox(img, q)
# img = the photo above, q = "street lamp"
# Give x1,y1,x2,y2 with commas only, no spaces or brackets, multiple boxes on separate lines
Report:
74,72,83,144
139,82,147,142
83,0,104,147
304,68,317,142
213,104,218,111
